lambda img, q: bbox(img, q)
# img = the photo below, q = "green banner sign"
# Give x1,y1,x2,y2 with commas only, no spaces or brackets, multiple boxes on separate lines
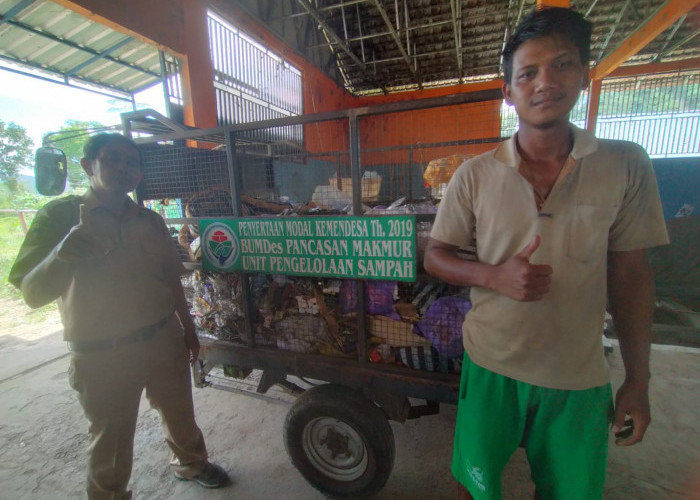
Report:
200,216,416,281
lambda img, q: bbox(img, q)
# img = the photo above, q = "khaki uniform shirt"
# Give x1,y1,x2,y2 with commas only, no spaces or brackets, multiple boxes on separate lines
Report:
431,125,669,390
10,189,185,342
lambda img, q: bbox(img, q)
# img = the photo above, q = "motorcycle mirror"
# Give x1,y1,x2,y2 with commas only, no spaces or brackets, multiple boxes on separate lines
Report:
35,147,67,196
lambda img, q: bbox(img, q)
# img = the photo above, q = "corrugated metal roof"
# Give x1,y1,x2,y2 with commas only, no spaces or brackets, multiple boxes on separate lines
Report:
236,0,700,96
0,0,162,98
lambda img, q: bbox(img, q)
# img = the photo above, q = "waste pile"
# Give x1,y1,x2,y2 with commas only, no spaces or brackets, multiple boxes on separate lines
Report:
183,271,468,374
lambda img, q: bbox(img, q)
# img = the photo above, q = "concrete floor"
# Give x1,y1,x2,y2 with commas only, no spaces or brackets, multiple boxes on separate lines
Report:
1,329,699,500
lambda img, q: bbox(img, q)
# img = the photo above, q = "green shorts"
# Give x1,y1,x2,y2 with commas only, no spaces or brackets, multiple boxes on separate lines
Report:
452,353,613,500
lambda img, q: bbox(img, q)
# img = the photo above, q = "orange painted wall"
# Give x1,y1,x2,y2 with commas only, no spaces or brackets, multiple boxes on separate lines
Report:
54,0,186,53
304,120,351,158
300,97,503,168
358,99,502,167
346,80,504,164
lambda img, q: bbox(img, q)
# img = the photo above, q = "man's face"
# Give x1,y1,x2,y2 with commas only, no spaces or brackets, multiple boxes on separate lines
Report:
82,141,142,195
502,35,588,130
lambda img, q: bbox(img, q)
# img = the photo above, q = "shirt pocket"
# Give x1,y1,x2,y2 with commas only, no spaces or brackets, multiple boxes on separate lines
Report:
567,204,616,263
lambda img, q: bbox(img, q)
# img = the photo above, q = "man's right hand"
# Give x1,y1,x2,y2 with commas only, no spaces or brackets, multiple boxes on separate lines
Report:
488,235,552,301
55,204,110,263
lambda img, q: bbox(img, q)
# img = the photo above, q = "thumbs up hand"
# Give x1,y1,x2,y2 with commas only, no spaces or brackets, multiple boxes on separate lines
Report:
488,235,553,301
516,235,541,261
55,204,112,263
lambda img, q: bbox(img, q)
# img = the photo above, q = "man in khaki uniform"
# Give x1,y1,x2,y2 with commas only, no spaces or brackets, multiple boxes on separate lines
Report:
10,133,229,500
424,8,668,500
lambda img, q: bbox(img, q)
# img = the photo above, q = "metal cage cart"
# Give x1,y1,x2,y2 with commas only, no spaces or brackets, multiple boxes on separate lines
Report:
123,88,502,498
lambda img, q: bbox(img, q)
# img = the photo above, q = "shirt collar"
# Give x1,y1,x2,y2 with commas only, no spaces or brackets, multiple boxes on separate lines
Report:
80,188,99,210
81,188,143,219
493,124,599,167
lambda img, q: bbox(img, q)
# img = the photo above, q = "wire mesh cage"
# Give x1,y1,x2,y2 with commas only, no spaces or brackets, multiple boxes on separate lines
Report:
133,93,499,374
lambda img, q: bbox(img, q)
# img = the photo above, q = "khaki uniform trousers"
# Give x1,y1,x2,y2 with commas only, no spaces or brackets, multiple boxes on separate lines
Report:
68,316,208,500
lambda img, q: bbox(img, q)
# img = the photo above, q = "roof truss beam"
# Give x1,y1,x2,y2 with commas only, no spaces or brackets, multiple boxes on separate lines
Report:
653,14,686,60
355,2,367,63
65,37,133,76
591,0,700,80
0,0,36,25
596,0,630,62
658,25,699,60
450,0,463,79
585,0,600,16
294,0,367,71
369,0,420,85
0,53,132,100
2,17,159,80
283,0,365,20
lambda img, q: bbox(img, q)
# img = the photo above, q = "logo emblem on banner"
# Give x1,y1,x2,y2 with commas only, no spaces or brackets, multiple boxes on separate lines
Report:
202,222,239,268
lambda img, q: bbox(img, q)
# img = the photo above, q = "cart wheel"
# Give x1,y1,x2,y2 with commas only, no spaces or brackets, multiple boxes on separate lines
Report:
284,384,395,498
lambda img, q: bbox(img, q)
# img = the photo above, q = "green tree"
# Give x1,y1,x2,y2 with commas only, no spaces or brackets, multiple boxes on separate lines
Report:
42,120,111,191
0,119,33,190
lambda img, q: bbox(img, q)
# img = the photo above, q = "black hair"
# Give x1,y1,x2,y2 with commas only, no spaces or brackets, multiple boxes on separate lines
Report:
82,133,140,161
502,7,592,84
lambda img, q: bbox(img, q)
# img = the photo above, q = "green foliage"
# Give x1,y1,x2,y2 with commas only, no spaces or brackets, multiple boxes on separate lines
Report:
0,213,34,298
599,81,700,117
0,213,58,325
0,180,51,210
9,189,49,210
0,183,12,209
0,119,34,189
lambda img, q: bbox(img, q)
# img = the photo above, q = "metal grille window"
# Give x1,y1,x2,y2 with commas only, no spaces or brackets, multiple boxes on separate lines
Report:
207,11,303,144
160,51,183,106
595,71,699,158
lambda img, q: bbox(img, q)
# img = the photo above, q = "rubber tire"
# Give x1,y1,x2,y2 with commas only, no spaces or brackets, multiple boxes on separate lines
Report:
284,384,396,499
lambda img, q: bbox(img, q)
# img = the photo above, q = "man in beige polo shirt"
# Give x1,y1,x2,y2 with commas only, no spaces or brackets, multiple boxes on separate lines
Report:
10,133,229,499
424,8,668,500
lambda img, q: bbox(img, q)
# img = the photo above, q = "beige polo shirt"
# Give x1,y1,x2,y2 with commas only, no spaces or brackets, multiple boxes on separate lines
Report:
10,189,185,342
431,125,669,390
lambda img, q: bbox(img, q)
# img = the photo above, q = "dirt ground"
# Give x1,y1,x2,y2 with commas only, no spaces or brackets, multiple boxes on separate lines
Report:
1,297,699,500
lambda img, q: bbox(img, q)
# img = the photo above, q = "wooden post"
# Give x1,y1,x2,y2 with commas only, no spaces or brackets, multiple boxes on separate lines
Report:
586,79,602,134
18,211,28,234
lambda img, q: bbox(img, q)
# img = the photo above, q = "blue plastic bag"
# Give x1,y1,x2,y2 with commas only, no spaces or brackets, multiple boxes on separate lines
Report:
415,296,471,357
339,280,397,315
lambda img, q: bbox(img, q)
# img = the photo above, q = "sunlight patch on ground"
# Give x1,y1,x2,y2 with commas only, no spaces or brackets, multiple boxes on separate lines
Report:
0,298,62,342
